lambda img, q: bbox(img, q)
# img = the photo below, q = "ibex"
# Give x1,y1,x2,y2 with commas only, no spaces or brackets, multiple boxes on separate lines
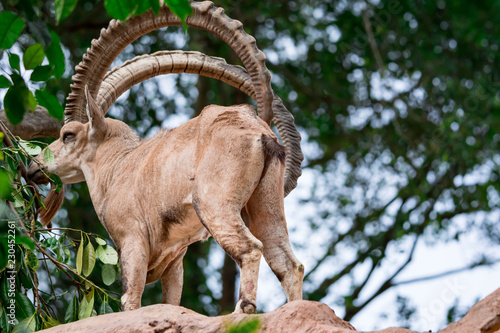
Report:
28,1,304,313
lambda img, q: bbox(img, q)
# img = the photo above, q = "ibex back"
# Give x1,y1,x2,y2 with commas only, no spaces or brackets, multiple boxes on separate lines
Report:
28,88,304,313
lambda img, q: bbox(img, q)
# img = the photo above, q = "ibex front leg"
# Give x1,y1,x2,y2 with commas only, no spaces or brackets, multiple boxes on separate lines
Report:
119,238,149,311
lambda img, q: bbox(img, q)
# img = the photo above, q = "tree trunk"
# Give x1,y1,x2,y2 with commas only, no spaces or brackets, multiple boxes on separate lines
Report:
219,253,237,313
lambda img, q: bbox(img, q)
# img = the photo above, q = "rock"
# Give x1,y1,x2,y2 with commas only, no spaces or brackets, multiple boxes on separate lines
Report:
41,300,356,333
39,289,500,333
440,287,500,333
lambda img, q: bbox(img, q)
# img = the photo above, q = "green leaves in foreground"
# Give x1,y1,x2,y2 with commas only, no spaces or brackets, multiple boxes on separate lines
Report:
0,76,11,88
65,294,79,323
23,43,45,70
104,0,191,26
226,318,261,333
0,169,12,199
165,0,193,26
78,288,95,320
104,0,160,20
76,235,119,286
101,264,116,286
0,11,25,49
82,241,96,277
35,90,64,121
3,75,37,125
96,245,118,265
46,30,65,78
55,0,78,25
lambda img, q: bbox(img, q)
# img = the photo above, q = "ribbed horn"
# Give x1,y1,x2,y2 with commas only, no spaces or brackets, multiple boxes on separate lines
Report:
98,51,255,112
65,1,273,125
97,50,303,196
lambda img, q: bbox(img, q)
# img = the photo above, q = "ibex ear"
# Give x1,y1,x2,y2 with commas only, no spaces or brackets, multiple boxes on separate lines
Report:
85,85,107,139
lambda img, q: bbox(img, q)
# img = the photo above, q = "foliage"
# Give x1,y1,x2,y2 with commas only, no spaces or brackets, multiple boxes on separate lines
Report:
0,5,64,124
225,317,261,333
0,129,122,332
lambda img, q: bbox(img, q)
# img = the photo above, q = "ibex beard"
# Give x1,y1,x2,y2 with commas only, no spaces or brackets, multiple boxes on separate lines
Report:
28,87,304,313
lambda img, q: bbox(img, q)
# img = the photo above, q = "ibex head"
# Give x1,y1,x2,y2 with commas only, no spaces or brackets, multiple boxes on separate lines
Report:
28,87,106,186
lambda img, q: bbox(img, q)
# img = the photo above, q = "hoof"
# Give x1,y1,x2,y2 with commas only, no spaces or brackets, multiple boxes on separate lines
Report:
234,299,256,314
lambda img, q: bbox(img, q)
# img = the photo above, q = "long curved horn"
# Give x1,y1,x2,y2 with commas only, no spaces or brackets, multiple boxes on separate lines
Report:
65,1,273,125
97,51,303,196
98,51,255,111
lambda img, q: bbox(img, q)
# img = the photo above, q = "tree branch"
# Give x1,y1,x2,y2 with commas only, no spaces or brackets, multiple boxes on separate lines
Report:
363,11,384,71
394,257,500,286
0,106,61,139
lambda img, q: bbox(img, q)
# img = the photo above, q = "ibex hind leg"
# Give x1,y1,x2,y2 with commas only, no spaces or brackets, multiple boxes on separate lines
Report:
192,136,266,314
193,197,263,314
246,157,304,302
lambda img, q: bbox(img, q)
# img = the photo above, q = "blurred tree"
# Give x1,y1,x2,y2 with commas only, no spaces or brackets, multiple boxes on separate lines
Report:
1,0,499,331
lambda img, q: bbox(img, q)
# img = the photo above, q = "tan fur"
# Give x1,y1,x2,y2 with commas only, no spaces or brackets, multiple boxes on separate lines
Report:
27,91,303,313
39,185,65,226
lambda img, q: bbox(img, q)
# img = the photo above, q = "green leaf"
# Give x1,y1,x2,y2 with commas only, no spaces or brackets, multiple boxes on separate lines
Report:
19,139,42,155
0,75,11,88
57,242,69,263
18,267,35,290
64,294,78,323
51,174,63,192
82,241,96,277
226,318,261,333
136,0,160,16
0,305,12,333
42,315,61,329
165,0,192,28
96,245,118,265
12,313,36,333
0,277,9,306
76,235,84,274
28,90,37,110
24,251,39,270
95,237,107,246
35,90,64,121
0,169,12,199
44,148,55,164
9,53,20,71
30,65,53,82
104,0,136,20
101,264,116,286
55,0,78,25
15,292,35,322
0,11,26,49
149,0,160,15
46,30,65,78
15,235,35,250
23,43,45,70
78,288,94,320
0,239,8,269
98,300,114,315
4,84,33,125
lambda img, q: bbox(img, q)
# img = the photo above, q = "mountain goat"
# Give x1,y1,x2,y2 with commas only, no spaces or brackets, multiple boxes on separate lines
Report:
28,1,304,314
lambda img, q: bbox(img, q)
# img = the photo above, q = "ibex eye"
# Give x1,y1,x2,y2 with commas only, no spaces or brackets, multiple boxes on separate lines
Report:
63,132,75,143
